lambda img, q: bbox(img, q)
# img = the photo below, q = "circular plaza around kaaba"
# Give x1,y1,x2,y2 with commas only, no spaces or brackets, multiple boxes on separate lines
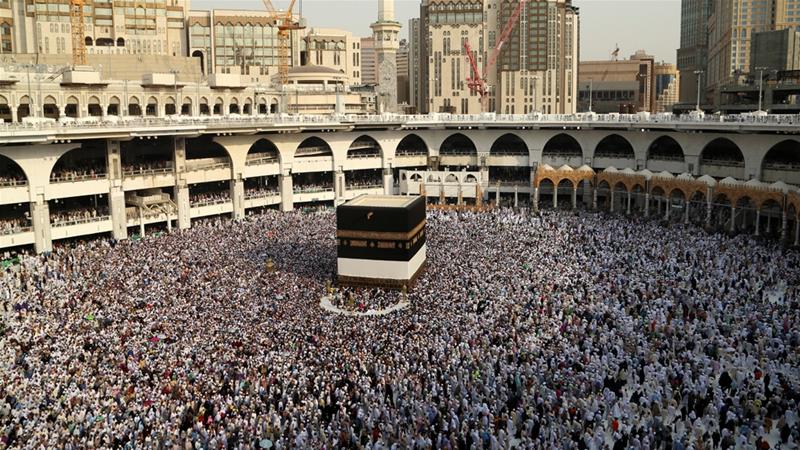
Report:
2,207,799,448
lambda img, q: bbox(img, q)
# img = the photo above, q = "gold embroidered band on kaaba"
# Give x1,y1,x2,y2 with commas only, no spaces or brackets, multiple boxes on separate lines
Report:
336,219,426,241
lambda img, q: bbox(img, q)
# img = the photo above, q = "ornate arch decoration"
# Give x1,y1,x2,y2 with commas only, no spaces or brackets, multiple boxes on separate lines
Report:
534,164,594,189
787,191,800,220
714,183,785,210
597,172,645,193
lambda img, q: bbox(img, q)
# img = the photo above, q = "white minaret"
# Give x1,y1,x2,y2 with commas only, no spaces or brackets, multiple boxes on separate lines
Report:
371,0,402,113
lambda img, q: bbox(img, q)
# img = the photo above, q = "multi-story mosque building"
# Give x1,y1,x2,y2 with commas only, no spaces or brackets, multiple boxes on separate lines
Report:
0,1,800,255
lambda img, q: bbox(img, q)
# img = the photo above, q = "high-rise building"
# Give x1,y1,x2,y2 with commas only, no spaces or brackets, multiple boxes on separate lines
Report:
360,37,377,84
676,0,710,106
680,0,800,109
302,28,362,85
5,0,190,59
397,39,410,106
654,63,681,113
187,9,302,84
750,28,800,72
408,18,422,110
418,0,579,115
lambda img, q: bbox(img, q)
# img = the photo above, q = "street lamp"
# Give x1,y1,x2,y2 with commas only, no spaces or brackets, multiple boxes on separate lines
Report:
755,66,768,113
693,70,704,112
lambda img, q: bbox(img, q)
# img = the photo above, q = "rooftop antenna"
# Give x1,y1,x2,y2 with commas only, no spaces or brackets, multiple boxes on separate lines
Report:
611,44,620,61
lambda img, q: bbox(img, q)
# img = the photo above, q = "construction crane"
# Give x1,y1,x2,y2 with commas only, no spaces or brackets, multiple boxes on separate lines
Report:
464,0,527,111
69,0,87,66
262,0,305,86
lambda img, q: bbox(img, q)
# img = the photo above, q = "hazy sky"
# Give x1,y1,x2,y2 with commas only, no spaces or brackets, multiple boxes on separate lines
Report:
191,0,680,63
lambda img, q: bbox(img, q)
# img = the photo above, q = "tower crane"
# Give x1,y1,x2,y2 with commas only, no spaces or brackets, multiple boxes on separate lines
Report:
464,0,527,112
70,0,87,66
262,0,305,86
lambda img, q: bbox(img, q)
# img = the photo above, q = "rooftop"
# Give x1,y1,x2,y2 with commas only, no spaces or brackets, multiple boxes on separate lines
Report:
343,195,420,208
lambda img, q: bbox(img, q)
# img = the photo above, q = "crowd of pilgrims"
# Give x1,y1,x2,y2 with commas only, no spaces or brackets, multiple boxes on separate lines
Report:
1,207,799,449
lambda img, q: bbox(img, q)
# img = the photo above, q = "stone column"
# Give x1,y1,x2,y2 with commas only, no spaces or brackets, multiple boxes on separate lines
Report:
172,137,191,230
138,208,146,237
609,190,615,213
231,177,245,220
514,187,519,208
755,210,761,236
280,173,294,212
495,184,500,206
664,198,670,221
106,140,128,241
592,186,598,210
730,205,737,233
626,191,632,215
31,195,53,253
795,219,800,247
553,185,558,209
334,169,345,205
572,188,577,210
644,193,650,217
684,201,690,225
10,107,17,123
458,184,464,206
781,211,788,243
382,168,393,195
533,187,540,212
767,213,772,236
706,200,712,229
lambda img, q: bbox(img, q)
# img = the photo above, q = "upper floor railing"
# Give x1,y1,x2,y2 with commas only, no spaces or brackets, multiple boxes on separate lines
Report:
1,111,799,136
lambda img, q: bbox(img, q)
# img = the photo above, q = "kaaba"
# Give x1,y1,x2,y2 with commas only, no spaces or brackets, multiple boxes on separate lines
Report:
336,195,427,288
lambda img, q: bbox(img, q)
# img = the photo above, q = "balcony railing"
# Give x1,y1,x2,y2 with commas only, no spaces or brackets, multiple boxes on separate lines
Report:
0,179,27,187
50,215,110,228
0,225,33,236
245,190,280,199
700,159,745,168
190,198,231,207
2,112,800,137
346,183,383,190
245,156,279,166
122,166,174,177
293,186,334,194
50,173,108,183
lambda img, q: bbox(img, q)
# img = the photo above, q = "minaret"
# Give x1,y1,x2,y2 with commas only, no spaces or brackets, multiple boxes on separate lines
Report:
370,0,402,113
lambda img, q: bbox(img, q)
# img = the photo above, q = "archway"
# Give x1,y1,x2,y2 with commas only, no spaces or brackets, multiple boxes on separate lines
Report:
199,97,210,115
759,199,783,238
243,99,253,115
128,96,142,116
85,36,93,46
761,140,800,184
107,96,120,116
490,133,527,156
164,96,176,116
649,186,667,217
687,190,707,225
542,134,583,166
213,98,224,115
229,98,240,115
247,138,280,165
0,95,11,123
270,98,279,114
43,95,59,119
87,96,102,117
734,196,757,234
708,193,732,231
191,50,205,74
700,138,744,179
146,96,159,117
647,136,684,163
116,37,125,47
440,133,477,156
595,134,635,161
50,142,108,182
396,134,428,156
121,137,174,176
64,96,79,118
0,154,27,186
185,136,231,162
537,178,556,209
181,97,193,115
17,95,31,121
556,179,575,209
296,137,332,158
347,135,382,158
667,188,687,222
